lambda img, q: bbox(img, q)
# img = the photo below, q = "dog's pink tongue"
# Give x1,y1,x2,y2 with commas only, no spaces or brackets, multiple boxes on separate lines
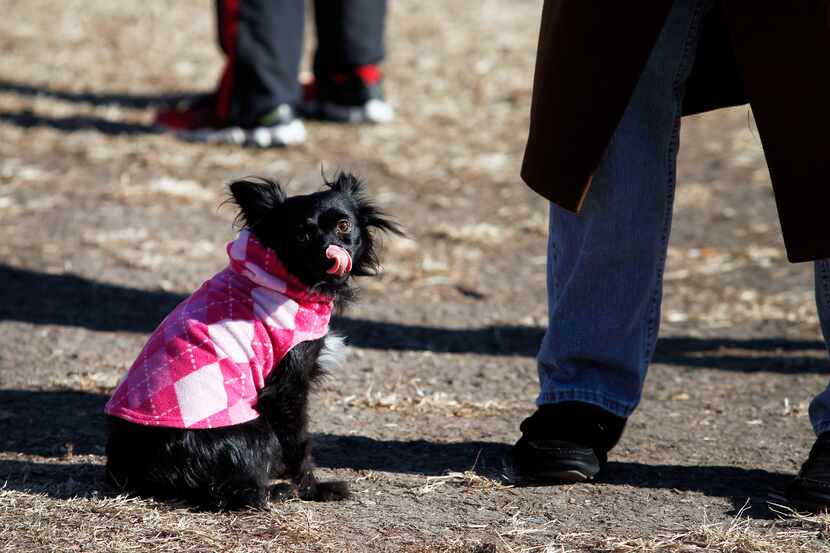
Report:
325,245,353,277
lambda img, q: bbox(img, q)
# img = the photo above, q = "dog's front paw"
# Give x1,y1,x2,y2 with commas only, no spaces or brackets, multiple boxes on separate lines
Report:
299,480,350,502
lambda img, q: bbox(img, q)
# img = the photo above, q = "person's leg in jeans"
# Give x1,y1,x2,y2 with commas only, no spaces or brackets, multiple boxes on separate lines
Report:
808,260,830,434
513,0,712,482
787,259,830,508
309,0,393,122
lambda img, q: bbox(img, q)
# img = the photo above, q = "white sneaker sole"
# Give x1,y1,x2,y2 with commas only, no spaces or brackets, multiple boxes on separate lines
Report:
303,99,394,124
249,119,307,147
178,119,307,147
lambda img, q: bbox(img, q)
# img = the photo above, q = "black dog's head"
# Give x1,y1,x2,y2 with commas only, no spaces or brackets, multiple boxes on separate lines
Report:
229,172,401,299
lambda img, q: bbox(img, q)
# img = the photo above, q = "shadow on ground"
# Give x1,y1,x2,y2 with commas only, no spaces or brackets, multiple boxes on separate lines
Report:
0,110,162,136
0,388,108,499
0,390,793,519
0,79,195,108
510,461,793,520
0,459,103,499
600,462,793,519
0,264,184,333
314,433,510,476
1,263,828,372
314,434,792,518
0,79,201,135
0,390,108,457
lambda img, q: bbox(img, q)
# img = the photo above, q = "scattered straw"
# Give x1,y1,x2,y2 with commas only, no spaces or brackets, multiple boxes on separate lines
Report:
344,387,517,417
490,501,830,553
414,471,513,496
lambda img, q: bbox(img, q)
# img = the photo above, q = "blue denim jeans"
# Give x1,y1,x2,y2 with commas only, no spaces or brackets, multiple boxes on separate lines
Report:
536,0,830,435
809,262,830,434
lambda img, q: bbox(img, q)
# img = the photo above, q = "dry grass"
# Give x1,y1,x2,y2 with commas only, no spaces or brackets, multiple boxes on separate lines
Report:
414,471,513,496
344,381,520,417
488,503,830,553
0,488,334,553
3,485,830,552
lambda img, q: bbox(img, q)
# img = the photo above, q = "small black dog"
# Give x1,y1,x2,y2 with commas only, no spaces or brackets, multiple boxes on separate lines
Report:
105,172,399,510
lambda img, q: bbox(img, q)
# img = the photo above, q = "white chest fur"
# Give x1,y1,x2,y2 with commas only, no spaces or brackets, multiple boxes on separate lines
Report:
317,334,348,371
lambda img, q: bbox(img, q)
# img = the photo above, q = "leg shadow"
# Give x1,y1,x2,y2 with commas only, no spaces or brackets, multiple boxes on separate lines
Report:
315,434,794,519
653,337,829,374
0,110,163,136
0,459,103,498
0,264,184,333
1,264,827,373
313,433,511,477
602,461,795,519
0,79,195,109
0,386,107,498
0,389,108,456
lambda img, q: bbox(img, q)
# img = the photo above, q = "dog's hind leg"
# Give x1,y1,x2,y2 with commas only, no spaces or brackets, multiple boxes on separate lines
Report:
208,472,271,511
191,421,278,510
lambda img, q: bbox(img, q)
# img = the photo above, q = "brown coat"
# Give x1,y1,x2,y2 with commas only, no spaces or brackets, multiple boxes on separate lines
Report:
521,1,830,262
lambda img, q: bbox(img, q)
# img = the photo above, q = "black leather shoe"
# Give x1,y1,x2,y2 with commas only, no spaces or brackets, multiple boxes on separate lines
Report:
786,432,830,511
512,402,627,483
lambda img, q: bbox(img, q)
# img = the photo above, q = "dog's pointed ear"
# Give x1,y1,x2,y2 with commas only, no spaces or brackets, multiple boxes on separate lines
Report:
229,177,286,229
326,172,404,235
326,171,365,196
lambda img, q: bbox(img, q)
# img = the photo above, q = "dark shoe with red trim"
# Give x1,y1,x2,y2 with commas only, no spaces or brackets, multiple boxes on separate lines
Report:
154,94,223,131
155,97,306,147
785,433,830,512
512,402,627,483
301,64,394,124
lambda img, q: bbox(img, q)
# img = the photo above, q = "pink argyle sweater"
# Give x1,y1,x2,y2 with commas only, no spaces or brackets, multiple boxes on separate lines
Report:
105,230,334,429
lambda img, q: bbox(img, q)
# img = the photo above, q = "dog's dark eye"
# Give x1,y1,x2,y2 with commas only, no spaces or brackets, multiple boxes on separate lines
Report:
297,231,309,242
336,220,352,234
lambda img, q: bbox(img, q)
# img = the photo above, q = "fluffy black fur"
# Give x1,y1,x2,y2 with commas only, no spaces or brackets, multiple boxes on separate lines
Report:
105,172,401,510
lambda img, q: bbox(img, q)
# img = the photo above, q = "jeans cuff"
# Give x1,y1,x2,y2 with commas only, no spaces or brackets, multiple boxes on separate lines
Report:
536,389,637,418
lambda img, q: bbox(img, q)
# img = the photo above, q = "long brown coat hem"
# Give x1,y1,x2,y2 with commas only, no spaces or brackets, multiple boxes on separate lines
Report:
521,0,830,263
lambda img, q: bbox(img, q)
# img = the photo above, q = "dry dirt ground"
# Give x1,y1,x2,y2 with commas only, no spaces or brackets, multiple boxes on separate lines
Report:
2,1,830,551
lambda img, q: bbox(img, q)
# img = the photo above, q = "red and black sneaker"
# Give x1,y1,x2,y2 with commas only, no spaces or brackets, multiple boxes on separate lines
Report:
154,96,306,147
154,94,224,131
301,64,394,124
